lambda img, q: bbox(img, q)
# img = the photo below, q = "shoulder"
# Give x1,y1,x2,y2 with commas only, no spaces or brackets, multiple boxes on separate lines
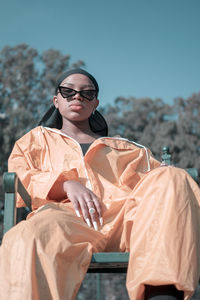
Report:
99,136,149,151
15,126,45,148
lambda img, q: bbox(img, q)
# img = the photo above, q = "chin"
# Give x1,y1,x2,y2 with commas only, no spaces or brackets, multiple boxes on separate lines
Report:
63,114,90,122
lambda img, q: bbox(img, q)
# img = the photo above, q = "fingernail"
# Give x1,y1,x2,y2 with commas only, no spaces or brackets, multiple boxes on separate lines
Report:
75,209,81,217
99,217,103,226
93,221,98,231
86,218,91,227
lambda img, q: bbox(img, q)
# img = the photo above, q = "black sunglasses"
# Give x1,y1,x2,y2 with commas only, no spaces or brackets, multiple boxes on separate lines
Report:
58,86,97,101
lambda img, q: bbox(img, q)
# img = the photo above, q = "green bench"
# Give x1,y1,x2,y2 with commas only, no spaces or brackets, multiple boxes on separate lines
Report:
2,146,199,273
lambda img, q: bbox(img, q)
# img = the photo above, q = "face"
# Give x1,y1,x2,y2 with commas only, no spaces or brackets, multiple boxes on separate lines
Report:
53,74,99,122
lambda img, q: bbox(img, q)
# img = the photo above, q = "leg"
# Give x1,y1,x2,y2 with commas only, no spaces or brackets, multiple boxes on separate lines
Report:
123,167,200,300
0,203,106,300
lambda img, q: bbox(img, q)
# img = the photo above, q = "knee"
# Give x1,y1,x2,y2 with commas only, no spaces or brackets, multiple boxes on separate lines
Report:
5,206,71,243
146,166,191,192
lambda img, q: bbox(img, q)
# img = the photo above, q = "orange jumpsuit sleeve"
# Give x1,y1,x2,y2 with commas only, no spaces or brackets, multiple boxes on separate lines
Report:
8,132,78,209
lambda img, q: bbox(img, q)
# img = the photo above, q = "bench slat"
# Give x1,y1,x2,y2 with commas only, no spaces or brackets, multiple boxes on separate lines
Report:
89,252,129,273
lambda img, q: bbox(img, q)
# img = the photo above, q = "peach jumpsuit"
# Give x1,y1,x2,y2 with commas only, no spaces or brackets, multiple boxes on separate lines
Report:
0,126,200,300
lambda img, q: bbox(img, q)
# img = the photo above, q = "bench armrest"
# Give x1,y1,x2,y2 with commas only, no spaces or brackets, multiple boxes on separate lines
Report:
3,172,32,234
185,168,199,182
161,147,199,183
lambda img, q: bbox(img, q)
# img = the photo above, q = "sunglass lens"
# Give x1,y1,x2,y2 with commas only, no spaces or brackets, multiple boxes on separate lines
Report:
59,87,75,98
81,90,96,100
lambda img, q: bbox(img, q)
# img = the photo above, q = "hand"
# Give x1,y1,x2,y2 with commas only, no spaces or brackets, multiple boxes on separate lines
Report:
63,180,103,230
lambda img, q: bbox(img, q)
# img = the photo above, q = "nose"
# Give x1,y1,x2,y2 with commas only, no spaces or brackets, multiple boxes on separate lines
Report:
73,91,84,101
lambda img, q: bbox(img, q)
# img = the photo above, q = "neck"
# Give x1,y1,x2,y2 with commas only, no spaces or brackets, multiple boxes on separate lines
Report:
61,118,91,134
61,119,100,143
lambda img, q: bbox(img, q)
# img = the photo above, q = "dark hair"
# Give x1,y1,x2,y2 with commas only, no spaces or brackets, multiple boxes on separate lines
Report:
38,69,108,136
55,68,99,96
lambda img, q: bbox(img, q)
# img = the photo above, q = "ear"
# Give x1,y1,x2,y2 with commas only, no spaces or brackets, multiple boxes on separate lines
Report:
94,99,99,109
53,96,58,108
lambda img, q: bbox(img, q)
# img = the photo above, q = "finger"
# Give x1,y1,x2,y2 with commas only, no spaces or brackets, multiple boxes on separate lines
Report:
90,195,102,216
78,198,92,228
90,195,103,226
70,198,81,217
75,209,81,218
92,220,98,231
86,201,98,231
89,208,98,231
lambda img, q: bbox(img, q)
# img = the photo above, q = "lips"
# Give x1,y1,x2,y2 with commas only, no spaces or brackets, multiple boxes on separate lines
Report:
69,103,84,111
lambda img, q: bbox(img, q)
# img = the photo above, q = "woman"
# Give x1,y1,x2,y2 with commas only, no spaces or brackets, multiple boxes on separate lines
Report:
0,69,200,300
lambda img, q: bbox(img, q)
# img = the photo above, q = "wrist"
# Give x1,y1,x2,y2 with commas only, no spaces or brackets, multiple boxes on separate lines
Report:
63,180,75,193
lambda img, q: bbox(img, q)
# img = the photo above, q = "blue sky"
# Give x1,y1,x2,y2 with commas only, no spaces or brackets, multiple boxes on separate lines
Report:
1,0,200,108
